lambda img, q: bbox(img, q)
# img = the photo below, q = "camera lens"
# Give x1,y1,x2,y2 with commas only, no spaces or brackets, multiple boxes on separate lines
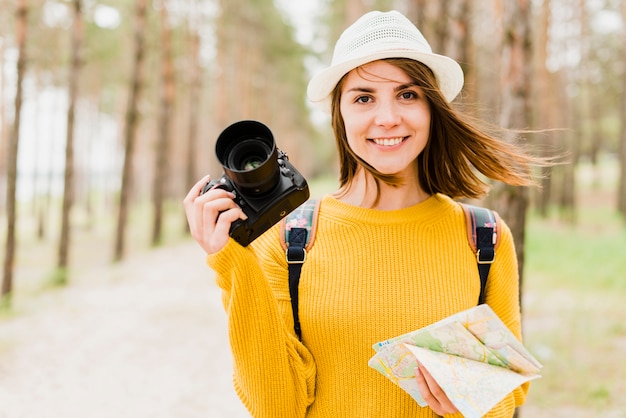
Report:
226,138,272,172
215,121,280,195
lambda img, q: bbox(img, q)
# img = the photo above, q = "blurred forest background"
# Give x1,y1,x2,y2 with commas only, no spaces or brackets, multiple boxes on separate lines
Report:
0,0,625,417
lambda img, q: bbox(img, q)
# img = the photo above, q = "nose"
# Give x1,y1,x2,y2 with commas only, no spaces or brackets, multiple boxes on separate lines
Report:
374,100,401,128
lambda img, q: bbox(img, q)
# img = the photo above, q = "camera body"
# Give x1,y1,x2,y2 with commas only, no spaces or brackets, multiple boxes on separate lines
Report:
201,120,309,246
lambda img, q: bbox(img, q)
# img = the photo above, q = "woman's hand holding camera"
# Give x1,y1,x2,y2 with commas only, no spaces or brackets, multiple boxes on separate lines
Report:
184,175,248,255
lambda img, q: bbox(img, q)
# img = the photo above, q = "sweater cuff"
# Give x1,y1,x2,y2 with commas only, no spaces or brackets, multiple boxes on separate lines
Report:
206,238,256,286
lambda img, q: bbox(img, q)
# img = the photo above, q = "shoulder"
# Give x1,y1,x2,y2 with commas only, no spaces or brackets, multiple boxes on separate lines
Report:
250,222,288,267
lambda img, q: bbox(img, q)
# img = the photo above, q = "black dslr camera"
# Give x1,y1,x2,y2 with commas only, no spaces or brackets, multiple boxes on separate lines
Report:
201,120,309,246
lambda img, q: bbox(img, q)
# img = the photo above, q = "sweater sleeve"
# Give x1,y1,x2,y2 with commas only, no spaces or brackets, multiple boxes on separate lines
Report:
207,238,316,418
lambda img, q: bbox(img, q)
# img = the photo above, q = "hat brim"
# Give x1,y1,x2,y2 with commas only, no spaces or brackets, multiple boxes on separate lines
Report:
307,50,464,113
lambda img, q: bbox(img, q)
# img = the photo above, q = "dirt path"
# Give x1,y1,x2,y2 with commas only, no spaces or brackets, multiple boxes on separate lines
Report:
3,235,618,417
0,241,250,418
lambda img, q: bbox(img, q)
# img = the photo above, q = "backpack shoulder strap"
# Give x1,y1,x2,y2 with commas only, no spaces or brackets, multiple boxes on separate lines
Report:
460,203,500,305
280,199,320,340
281,200,499,339
280,199,320,252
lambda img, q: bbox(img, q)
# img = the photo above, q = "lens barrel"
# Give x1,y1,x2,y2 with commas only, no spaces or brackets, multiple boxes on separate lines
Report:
215,121,280,195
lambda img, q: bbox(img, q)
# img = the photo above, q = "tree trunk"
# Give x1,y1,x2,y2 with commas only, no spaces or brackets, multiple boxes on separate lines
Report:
559,100,580,223
40,92,63,241
31,74,42,220
186,30,200,185
444,0,473,102
494,0,533,300
588,97,603,188
214,0,228,130
152,2,174,246
618,0,626,217
408,0,428,31
57,0,83,282
0,38,7,212
535,0,554,217
184,13,201,234
432,0,449,54
407,1,445,54
2,0,28,304
345,0,367,24
558,0,590,223
114,0,148,261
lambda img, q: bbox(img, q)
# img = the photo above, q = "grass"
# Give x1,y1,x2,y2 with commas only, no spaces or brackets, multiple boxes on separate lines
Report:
2,161,625,416
312,163,626,415
307,168,626,415
521,160,626,416
526,209,626,292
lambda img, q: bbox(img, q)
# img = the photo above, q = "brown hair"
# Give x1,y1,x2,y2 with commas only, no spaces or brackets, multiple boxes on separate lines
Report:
330,58,542,201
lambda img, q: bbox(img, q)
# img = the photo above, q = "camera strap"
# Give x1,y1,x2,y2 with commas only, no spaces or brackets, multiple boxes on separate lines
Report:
281,200,498,340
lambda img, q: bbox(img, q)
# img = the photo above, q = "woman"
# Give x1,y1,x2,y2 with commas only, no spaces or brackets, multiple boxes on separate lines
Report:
184,10,539,417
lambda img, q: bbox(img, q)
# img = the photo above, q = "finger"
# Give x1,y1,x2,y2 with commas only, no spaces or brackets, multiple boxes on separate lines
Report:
183,175,249,254
199,193,248,242
186,183,234,236
195,195,238,237
184,174,211,205
213,207,246,236
415,363,458,415
184,176,210,235
414,366,443,412
201,205,248,253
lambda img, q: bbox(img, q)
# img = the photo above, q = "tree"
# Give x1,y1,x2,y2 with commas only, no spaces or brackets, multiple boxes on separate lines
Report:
493,0,533,296
183,2,202,234
114,0,148,261
212,0,316,176
443,0,474,102
56,0,84,283
152,1,174,246
0,37,7,212
557,0,594,223
2,0,28,305
405,0,476,104
618,0,626,218
534,0,557,217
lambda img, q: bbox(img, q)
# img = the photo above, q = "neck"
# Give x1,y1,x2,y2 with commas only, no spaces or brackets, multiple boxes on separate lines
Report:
333,169,430,210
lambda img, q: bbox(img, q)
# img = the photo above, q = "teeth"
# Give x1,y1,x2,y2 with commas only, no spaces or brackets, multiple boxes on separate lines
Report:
373,137,404,146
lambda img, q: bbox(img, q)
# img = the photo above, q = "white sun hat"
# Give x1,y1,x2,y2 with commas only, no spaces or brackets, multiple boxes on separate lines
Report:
307,10,464,112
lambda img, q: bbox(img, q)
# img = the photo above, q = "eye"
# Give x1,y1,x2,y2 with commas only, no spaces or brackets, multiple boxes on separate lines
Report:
399,91,418,100
355,95,372,104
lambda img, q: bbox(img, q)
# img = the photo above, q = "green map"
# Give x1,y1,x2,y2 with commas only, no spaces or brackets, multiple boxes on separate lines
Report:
368,304,542,417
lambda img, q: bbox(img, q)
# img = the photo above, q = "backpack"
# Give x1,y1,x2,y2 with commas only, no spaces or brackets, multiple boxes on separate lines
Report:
280,199,499,340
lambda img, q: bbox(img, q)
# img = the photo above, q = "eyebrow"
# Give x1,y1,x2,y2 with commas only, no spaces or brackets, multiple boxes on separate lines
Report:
396,82,419,91
345,82,419,94
345,86,375,94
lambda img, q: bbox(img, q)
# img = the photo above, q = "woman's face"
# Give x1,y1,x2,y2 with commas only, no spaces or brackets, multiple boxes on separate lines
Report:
339,60,431,179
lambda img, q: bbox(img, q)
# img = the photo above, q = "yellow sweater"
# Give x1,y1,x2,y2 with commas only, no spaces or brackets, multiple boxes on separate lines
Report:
207,194,528,417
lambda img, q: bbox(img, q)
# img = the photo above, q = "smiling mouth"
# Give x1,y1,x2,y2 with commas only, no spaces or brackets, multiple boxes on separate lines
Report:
371,137,406,146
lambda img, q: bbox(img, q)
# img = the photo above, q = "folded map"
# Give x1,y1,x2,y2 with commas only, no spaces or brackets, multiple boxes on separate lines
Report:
368,304,542,418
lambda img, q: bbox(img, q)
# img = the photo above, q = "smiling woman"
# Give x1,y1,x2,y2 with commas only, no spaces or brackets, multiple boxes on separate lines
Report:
337,61,431,199
184,9,548,418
